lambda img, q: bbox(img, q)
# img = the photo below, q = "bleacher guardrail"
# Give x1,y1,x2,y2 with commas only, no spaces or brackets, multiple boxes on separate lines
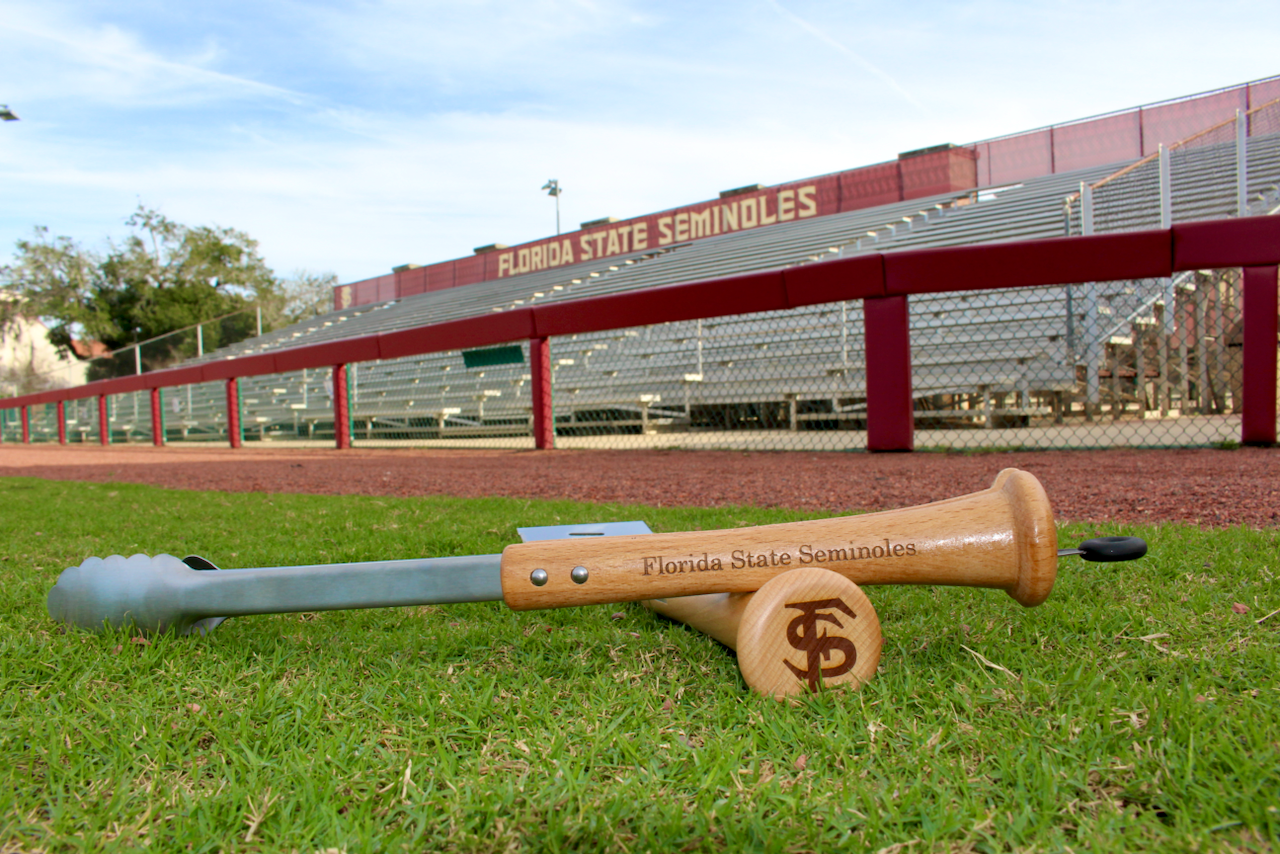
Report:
1,217,1277,452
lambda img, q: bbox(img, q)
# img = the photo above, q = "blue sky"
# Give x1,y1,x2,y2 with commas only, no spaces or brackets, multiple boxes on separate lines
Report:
2,0,1278,284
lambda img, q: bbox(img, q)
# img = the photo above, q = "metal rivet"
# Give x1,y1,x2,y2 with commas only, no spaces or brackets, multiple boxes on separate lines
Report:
530,568,548,587
570,566,589,584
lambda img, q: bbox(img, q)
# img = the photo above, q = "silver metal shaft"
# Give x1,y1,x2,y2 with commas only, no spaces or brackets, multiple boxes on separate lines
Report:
47,552,503,635
195,555,503,615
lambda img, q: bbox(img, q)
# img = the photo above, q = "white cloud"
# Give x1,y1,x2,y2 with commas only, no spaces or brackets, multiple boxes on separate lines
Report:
0,1,304,107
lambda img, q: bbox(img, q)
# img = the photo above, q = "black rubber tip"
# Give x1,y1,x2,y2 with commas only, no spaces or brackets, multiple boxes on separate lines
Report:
1076,536,1147,562
182,555,221,571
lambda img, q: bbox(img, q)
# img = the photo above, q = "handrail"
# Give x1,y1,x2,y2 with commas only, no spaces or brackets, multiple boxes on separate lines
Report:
1,216,1276,412
1065,96,1280,204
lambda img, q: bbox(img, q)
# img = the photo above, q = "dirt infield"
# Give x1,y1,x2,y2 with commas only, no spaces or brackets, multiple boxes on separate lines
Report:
2,443,1278,527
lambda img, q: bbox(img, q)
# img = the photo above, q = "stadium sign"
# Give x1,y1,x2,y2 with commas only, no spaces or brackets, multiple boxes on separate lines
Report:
495,183,823,278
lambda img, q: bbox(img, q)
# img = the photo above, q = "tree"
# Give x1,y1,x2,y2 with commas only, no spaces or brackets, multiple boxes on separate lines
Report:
0,228,100,351
280,270,339,323
1,206,322,381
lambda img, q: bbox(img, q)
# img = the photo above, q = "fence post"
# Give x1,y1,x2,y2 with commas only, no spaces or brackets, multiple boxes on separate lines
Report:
97,395,109,446
334,364,351,449
57,401,67,445
226,378,242,449
530,336,554,450
864,295,914,451
21,406,29,443
151,388,164,447
1241,265,1278,446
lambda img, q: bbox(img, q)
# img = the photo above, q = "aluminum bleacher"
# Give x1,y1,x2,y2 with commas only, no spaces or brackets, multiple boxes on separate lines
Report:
151,127,1278,444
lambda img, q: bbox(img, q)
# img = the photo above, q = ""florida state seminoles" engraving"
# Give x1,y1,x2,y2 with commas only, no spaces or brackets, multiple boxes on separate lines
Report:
640,539,917,576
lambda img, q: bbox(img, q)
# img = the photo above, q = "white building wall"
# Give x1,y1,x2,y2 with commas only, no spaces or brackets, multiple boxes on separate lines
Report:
1,315,88,396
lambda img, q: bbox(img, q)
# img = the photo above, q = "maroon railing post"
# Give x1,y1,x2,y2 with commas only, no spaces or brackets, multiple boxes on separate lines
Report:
1241,264,1279,446
333,364,351,449
20,406,29,443
864,295,915,452
97,395,109,446
150,388,164,447
225,378,242,449
529,336,554,450
57,401,67,445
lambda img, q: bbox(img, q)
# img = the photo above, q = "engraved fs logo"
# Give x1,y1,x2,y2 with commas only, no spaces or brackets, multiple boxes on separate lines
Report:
783,598,858,691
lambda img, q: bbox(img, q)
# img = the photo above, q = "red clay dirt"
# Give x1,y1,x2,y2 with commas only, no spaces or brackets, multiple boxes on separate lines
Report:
1,444,1277,527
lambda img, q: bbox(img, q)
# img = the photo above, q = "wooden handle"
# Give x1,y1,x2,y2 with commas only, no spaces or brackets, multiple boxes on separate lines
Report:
644,568,882,697
500,468,1058,610
641,591,753,649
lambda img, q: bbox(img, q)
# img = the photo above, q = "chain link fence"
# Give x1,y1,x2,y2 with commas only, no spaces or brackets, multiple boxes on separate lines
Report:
106,391,155,445
7,277,1267,452
1067,97,1280,235
910,271,1246,450
6,308,263,399
327,267,1258,451
159,371,338,446
164,380,245,444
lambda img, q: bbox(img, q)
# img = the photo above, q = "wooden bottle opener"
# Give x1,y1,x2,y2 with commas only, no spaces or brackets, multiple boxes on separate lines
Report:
501,467,1058,609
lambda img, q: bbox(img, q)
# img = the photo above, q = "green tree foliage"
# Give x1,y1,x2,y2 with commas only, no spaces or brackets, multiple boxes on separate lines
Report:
280,269,340,321
0,206,335,381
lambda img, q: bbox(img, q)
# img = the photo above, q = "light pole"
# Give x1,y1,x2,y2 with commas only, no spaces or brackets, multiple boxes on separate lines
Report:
0,105,18,121
541,179,562,235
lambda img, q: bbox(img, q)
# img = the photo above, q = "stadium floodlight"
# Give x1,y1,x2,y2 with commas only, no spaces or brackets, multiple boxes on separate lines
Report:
0,105,18,121
541,179,562,235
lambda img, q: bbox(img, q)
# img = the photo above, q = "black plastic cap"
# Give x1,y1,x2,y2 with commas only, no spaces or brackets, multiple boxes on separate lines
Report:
1076,536,1147,562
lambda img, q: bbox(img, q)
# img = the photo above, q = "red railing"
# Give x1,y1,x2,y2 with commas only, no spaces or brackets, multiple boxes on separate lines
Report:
3,216,1278,450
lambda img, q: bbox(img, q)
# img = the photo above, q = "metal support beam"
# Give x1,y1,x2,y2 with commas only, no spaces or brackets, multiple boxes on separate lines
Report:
333,364,351,450
151,388,164,447
1196,292,1210,413
1241,265,1278,445
530,337,554,450
21,406,29,443
1135,325,1147,414
864,295,913,451
1237,109,1248,217
1158,145,1172,229
1159,278,1175,415
1080,182,1101,415
226,378,242,449
57,400,67,445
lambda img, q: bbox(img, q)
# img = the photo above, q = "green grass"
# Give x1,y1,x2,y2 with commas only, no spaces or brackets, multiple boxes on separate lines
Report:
1,476,1278,853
